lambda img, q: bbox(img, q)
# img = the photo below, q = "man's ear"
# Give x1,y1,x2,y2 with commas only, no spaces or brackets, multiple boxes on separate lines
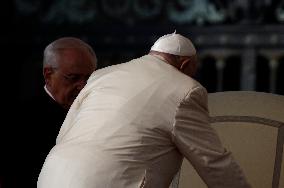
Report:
180,60,188,72
180,56,197,77
43,67,54,85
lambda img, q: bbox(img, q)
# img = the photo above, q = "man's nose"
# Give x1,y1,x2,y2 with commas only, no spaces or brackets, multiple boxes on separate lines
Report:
76,79,87,90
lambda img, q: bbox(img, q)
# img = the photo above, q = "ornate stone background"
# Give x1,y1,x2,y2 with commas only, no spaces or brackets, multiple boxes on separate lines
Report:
2,0,284,99
11,0,284,25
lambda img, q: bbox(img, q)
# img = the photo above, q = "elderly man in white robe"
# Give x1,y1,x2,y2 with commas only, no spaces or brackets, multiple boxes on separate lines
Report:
38,32,251,188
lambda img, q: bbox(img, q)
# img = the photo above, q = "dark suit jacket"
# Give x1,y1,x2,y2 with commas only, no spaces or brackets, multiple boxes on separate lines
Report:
3,88,67,188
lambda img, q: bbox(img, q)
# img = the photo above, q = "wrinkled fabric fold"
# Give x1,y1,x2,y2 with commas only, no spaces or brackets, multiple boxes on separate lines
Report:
38,55,250,188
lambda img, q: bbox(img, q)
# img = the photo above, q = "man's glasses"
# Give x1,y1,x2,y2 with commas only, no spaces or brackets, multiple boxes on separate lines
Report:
53,68,89,84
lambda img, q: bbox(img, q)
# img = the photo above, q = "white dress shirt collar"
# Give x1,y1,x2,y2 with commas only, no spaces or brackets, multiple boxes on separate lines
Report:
44,85,56,101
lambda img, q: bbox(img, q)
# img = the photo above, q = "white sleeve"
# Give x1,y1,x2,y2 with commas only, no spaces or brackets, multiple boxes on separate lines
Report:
172,86,251,188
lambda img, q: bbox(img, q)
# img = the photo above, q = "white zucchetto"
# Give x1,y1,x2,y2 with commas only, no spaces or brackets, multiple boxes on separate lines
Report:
150,32,196,56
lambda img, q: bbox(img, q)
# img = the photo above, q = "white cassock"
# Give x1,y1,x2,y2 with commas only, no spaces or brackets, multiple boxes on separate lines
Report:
38,55,251,188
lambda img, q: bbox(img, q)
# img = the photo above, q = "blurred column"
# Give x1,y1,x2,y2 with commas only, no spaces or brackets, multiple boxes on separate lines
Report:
216,58,225,92
241,35,256,90
269,58,278,93
259,50,284,93
201,49,238,92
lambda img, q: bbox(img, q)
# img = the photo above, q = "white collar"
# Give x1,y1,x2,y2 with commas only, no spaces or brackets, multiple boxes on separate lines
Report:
44,85,56,101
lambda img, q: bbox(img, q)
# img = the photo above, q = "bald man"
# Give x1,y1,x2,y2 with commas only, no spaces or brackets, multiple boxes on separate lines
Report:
38,33,250,188
8,37,97,188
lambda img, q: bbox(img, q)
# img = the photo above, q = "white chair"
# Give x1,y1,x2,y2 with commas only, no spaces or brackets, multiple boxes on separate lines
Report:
178,91,284,188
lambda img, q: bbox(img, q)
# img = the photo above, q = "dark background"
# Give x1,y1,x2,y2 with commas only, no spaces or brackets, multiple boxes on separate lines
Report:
1,1,284,186
2,0,284,104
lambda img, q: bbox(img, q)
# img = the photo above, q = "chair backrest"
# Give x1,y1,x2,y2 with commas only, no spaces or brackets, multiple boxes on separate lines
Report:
178,91,284,188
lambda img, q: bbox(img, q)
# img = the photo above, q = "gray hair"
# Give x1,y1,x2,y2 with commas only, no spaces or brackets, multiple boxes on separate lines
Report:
43,37,97,69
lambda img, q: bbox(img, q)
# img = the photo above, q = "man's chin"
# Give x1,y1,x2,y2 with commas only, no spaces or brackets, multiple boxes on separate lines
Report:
61,103,70,110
